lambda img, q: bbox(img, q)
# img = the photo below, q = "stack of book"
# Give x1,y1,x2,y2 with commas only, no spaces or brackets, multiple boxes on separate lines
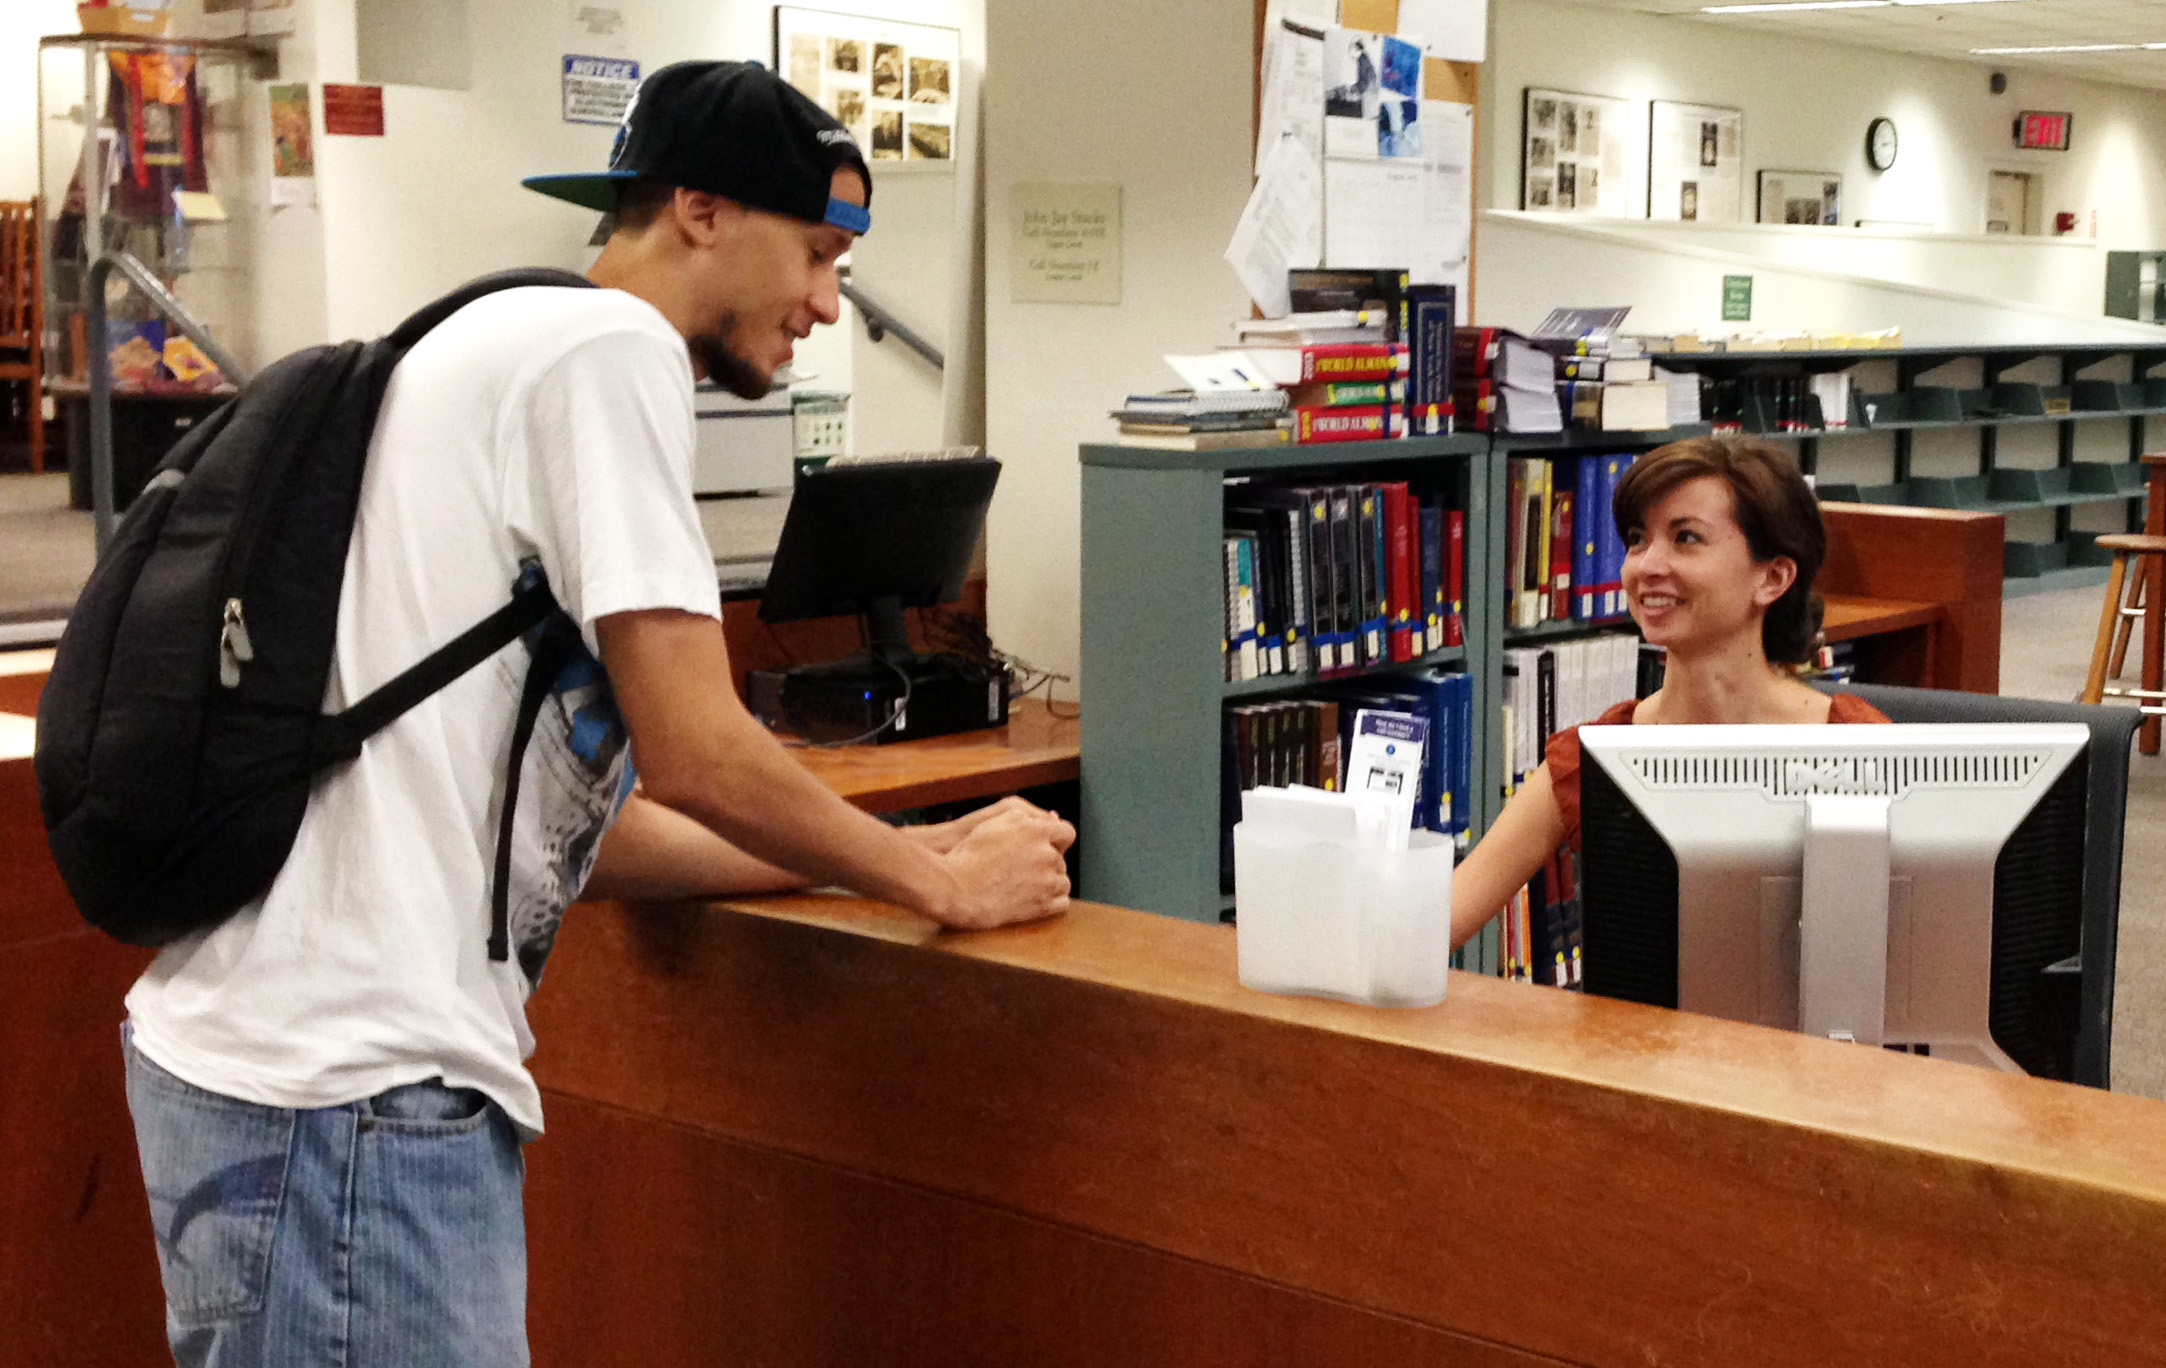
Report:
1111,389,1291,451
1220,478,1467,684
1453,326,1558,433
1231,315,1412,444
1532,307,1673,433
1502,453,1637,631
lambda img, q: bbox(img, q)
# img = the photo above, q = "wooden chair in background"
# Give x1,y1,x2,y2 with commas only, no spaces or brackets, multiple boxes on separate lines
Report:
0,200,46,475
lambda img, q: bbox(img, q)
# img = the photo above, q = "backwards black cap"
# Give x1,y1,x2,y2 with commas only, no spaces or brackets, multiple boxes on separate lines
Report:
524,60,871,234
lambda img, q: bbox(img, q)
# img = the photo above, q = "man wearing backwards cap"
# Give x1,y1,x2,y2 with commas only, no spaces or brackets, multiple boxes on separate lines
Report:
119,60,1071,1368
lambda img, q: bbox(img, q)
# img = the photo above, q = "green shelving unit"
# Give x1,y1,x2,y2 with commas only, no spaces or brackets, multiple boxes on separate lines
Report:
1078,433,1490,925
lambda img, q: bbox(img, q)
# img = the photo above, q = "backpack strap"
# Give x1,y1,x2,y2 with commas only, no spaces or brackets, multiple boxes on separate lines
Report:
311,574,562,768
387,268,597,349
489,612,584,963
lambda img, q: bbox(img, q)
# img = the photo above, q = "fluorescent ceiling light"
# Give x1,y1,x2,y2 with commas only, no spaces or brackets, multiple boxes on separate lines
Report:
1703,1,1888,12
1891,1,2030,6
1970,43,2142,54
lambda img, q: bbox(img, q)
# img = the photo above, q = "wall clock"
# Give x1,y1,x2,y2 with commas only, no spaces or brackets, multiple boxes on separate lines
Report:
1867,117,1899,172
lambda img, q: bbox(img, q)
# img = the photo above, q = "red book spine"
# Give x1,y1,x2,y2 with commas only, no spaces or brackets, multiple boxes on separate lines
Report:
1385,481,1416,662
1549,487,1574,621
1445,508,1466,647
1299,344,1410,383
1294,404,1401,443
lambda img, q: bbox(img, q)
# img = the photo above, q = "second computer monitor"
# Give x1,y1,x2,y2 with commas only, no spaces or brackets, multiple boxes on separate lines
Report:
1577,723,2091,1082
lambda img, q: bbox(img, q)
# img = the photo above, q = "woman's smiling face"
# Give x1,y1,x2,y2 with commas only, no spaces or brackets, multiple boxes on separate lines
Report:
1621,473,1794,656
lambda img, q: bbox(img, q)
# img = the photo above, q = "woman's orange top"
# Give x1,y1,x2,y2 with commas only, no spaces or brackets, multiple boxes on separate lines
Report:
1544,693,1893,849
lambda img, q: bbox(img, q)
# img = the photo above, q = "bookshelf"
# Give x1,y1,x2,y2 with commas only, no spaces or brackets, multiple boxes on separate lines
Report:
1646,342,2166,588
1079,433,1490,923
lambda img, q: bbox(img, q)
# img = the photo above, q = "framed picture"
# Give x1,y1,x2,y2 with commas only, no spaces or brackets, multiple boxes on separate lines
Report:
1757,170,1842,227
1522,87,1634,217
1648,100,1743,223
773,6,960,167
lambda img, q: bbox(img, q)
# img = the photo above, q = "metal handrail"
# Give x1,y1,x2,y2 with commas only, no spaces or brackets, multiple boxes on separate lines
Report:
85,249,248,553
840,280,943,370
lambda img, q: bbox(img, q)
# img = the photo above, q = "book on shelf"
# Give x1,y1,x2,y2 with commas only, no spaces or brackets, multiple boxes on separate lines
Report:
1239,342,1411,388
1547,485,1574,622
1222,534,1262,682
1599,381,1672,432
1233,309,1389,348
1454,326,1551,393
1287,267,1410,343
1283,377,1402,408
1121,386,1290,415
1223,474,1467,681
1530,306,1632,356
1405,283,1457,433
1118,425,1292,451
1295,403,1407,443
1496,385,1564,434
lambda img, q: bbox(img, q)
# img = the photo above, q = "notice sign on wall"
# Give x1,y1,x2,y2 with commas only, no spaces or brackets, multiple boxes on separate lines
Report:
323,84,385,137
1011,183,1122,306
563,56,640,126
1722,273,1753,322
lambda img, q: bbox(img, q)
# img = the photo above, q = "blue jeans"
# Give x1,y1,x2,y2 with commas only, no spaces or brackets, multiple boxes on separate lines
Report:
122,1028,529,1368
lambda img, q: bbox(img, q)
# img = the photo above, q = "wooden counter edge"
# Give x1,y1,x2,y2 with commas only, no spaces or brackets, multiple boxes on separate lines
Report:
560,891,2166,1204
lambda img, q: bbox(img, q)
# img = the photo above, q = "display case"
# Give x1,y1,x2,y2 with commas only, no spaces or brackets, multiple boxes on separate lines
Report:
35,33,274,395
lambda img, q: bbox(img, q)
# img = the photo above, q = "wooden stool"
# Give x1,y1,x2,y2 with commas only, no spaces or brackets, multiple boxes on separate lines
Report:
2084,532,2166,754
2104,453,2166,678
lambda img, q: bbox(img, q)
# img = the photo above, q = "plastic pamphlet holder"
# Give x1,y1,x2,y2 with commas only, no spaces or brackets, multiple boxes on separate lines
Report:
1232,824,1453,1008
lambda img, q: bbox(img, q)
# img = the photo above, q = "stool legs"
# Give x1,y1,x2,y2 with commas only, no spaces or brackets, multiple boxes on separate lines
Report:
2085,553,2128,708
2110,568,2143,680
2147,548,2164,755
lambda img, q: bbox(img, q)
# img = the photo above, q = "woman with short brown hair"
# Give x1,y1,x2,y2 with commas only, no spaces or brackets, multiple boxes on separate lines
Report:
1447,435,1889,950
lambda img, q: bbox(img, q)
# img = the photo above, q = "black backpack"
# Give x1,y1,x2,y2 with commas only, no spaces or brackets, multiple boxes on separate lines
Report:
37,268,600,961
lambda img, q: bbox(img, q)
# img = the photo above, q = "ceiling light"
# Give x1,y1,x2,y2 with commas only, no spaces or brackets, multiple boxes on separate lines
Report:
1970,43,2140,54
1703,1,1889,12
1891,1,2030,7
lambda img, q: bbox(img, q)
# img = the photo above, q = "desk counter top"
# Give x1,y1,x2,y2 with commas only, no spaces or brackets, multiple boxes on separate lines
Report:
528,892,2166,1368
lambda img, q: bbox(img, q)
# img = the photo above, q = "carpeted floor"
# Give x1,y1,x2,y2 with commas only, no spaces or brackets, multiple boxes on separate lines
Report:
1,470,2160,1097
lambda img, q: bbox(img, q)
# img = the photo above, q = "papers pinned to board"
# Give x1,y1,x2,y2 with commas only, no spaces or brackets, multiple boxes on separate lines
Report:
1225,136,1324,320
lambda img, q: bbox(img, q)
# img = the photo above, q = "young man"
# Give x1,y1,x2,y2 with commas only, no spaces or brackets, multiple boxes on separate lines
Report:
120,61,1072,1367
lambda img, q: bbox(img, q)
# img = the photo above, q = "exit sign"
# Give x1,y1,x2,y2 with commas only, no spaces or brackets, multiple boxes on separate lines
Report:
2015,111,2072,151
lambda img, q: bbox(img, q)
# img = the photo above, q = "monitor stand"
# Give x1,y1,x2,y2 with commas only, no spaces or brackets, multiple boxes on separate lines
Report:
1798,794,1892,1047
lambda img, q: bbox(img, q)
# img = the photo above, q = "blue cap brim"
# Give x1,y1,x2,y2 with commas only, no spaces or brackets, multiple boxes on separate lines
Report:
825,197,871,234
522,171,638,213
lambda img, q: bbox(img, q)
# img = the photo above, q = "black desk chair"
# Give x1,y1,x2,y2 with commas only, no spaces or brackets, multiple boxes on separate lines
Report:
1817,681,2138,1090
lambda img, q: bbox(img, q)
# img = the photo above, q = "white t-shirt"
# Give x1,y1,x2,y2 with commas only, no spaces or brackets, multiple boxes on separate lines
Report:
125,286,722,1138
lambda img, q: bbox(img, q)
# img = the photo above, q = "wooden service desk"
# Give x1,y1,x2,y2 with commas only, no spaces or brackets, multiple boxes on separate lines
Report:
524,894,2166,1368
789,696,1079,811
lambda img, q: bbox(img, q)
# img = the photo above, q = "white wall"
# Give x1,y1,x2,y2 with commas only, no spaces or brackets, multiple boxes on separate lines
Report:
1,0,81,202
982,0,1256,692
300,0,973,445
1480,0,2166,326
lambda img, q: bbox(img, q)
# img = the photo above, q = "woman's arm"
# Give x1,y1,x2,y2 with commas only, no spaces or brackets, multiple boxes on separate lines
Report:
1448,762,1568,950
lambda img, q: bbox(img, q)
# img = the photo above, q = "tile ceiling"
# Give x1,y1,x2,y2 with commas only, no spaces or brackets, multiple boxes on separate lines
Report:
1559,0,2166,92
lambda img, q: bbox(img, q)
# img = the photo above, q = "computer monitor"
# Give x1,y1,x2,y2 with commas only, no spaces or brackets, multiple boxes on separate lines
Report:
1578,723,2092,1081
759,454,1001,660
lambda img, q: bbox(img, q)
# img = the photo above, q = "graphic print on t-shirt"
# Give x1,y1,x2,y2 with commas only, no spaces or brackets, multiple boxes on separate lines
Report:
503,636,630,987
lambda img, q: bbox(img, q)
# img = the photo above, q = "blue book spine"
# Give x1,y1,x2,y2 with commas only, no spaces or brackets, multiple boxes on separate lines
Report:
1573,456,1600,620
1419,668,1454,833
1448,671,1473,834
1596,454,1623,617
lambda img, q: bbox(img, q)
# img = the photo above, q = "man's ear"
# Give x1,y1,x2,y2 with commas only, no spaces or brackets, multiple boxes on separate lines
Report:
669,189,742,248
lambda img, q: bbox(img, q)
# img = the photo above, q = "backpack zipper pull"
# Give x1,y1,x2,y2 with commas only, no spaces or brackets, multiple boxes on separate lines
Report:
219,598,255,689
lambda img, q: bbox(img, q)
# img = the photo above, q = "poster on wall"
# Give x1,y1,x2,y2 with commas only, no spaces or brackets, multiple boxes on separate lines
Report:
1521,87,1633,217
773,6,959,166
1756,169,1840,227
1648,99,1743,223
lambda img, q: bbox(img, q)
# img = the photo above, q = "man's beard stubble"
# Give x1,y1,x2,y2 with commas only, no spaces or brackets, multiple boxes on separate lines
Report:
689,323,774,401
